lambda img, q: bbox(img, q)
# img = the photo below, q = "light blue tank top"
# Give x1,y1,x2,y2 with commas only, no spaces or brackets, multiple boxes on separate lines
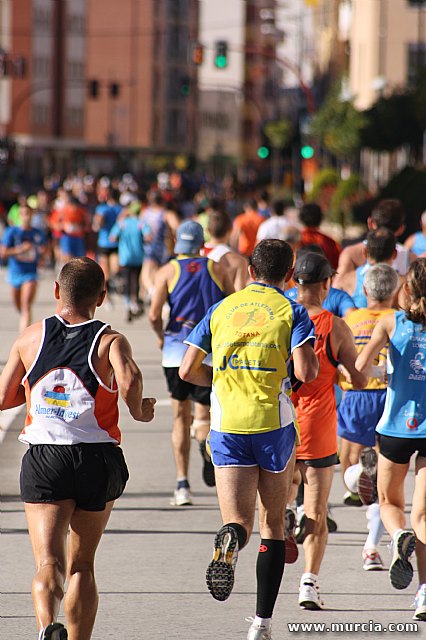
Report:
352,263,369,308
376,311,426,438
411,232,426,257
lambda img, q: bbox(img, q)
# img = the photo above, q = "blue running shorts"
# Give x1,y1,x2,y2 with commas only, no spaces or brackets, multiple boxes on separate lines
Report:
209,424,296,473
338,389,386,447
8,271,37,288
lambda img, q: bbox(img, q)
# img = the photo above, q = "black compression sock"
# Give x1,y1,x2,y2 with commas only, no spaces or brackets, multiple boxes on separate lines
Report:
256,539,286,618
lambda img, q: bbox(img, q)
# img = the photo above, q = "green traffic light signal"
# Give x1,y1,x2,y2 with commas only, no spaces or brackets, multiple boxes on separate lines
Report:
301,145,314,159
257,146,270,159
215,55,227,69
214,40,228,69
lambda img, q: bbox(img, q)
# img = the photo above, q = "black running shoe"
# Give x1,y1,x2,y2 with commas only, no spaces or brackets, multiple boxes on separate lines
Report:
389,530,416,590
199,439,216,487
206,525,239,601
41,622,68,639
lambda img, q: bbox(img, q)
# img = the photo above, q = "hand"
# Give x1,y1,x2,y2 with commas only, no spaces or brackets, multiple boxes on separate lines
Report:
18,241,33,253
157,337,164,350
140,397,156,422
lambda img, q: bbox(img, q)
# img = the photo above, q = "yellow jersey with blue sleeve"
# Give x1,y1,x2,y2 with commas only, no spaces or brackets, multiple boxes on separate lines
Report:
185,282,315,435
341,307,393,391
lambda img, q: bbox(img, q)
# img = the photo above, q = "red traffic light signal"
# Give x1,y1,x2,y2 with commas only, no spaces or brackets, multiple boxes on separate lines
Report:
191,42,204,66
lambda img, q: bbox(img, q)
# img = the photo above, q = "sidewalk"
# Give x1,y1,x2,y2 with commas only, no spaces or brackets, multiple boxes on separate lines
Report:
0,270,424,639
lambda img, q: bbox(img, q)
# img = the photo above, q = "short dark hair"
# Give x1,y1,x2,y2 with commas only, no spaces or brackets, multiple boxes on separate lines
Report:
58,257,105,306
370,199,405,233
366,228,396,263
299,203,323,228
250,239,294,283
272,200,286,217
207,210,232,238
244,198,259,212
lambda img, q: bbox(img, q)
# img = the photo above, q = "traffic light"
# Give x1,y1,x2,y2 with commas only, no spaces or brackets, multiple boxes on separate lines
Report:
191,42,204,66
179,75,191,97
257,146,270,159
214,40,228,69
301,144,315,159
88,79,99,98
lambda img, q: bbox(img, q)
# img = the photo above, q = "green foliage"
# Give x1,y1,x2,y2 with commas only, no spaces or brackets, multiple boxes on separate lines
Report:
264,119,294,149
378,166,426,234
361,91,422,151
330,174,363,224
309,79,367,159
308,167,339,201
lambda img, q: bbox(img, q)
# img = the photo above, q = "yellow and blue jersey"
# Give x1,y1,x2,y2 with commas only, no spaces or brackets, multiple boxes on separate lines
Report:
341,307,393,391
185,282,315,435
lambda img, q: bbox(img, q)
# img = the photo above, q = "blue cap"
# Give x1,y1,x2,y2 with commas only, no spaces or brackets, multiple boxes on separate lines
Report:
174,220,204,254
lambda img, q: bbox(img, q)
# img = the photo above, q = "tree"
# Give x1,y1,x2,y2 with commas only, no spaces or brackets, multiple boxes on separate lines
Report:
309,78,367,162
361,90,422,152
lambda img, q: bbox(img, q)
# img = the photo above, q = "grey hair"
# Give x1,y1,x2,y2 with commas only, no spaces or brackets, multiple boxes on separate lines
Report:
364,263,398,302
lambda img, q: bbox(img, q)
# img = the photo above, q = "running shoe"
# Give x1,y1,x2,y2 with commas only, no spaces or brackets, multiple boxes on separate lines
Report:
326,507,338,533
170,487,192,506
363,549,385,571
39,623,68,640
389,530,416,590
298,578,324,610
206,525,239,601
295,512,306,544
357,448,378,506
246,618,273,640
284,507,298,563
412,583,426,621
343,490,363,507
199,439,216,487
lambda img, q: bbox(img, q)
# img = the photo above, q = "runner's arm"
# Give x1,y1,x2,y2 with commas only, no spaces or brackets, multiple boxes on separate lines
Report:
334,317,368,389
0,340,26,409
109,334,156,422
179,345,213,387
292,341,318,383
149,265,170,349
355,314,394,376
212,261,235,296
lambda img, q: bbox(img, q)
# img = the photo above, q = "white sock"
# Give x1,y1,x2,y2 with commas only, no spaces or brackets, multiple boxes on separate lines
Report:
38,629,45,640
253,616,271,630
393,528,405,543
364,502,385,549
301,572,318,585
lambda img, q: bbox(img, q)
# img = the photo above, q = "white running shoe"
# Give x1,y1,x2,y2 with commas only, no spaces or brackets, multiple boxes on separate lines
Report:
170,487,192,506
246,618,273,640
363,549,385,571
412,583,426,621
299,579,324,610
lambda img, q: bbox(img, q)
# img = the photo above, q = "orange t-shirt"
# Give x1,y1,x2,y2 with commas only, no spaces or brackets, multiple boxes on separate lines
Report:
233,210,264,257
293,309,338,460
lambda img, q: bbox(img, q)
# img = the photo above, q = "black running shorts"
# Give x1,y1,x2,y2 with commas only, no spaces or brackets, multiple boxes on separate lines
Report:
377,434,426,464
164,366,211,405
20,442,129,511
297,452,339,468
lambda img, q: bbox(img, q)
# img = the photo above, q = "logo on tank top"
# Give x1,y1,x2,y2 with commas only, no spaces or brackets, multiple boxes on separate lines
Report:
44,385,70,407
406,418,419,430
409,351,426,381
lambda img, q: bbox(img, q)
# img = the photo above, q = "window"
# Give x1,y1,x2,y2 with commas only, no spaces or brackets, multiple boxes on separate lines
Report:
407,43,426,84
32,103,50,126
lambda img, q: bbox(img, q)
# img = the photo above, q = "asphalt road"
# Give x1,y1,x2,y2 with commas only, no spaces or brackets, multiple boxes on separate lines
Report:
0,267,424,639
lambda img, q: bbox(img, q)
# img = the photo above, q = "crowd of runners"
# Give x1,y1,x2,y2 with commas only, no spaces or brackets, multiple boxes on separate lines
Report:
0,171,425,640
